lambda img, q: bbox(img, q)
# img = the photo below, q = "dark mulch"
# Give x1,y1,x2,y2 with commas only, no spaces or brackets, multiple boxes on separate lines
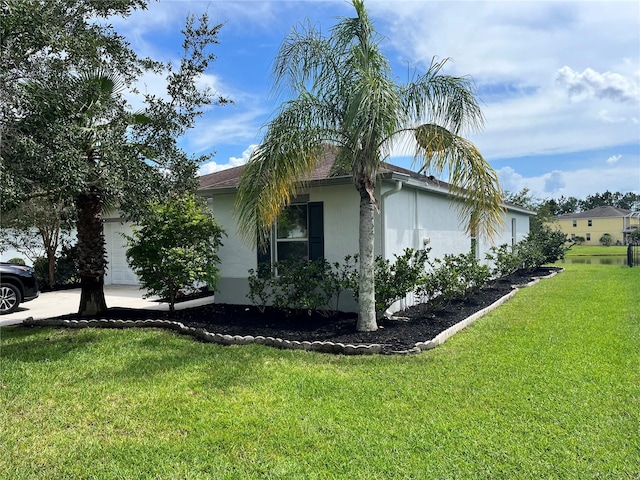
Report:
57,267,559,354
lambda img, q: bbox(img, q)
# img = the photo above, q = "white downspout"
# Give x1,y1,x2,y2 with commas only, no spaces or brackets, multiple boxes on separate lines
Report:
380,180,404,259
380,180,405,318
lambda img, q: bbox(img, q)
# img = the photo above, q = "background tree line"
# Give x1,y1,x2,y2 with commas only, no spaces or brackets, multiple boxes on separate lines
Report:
507,190,640,217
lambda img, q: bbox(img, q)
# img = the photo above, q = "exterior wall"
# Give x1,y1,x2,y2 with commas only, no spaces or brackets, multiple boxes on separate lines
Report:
554,217,628,245
381,182,530,264
380,182,531,313
487,210,531,249
308,184,362,263
209,184,363,305
381,185,468,262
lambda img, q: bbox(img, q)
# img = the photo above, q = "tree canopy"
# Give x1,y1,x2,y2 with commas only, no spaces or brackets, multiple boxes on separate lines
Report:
1,0,230,314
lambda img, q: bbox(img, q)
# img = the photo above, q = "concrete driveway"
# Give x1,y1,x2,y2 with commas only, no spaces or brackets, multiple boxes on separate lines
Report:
0,285,214,327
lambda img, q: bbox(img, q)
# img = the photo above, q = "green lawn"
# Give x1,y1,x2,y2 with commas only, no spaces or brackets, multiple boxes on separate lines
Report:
1,264,639,479
565,244,628,257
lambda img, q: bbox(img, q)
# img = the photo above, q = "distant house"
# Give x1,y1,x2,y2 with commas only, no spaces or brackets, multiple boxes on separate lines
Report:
102,149,534,310
553,206,640,245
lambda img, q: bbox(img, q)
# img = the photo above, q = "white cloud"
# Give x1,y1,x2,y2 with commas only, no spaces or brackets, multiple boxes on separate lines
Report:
198,144,257,175
498,163,640,200
556,66,640,103
184,107,267,154
497,166,524,193
607,155,622,164
124,70,168,111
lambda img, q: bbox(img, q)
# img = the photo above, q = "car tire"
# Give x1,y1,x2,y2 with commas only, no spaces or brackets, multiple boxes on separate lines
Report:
0,283,21,314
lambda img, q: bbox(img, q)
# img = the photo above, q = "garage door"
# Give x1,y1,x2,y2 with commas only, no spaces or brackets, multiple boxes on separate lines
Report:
103,221,139,286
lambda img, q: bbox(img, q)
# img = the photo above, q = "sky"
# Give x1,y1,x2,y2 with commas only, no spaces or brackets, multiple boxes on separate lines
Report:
110,0,640,201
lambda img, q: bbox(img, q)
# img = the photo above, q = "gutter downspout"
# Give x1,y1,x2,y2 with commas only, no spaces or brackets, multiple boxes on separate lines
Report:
380,179,404,260
379,179,406,318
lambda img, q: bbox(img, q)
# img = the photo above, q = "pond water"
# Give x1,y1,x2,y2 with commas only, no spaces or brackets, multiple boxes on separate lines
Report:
557,256,627,266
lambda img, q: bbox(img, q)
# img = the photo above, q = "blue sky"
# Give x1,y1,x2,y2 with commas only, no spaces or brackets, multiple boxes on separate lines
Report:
111,0,640,201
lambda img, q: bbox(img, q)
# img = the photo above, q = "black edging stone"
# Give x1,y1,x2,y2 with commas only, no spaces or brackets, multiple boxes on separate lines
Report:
23,269,561,356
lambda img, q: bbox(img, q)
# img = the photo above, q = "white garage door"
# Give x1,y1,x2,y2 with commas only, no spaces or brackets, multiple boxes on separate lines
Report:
103,221,139,286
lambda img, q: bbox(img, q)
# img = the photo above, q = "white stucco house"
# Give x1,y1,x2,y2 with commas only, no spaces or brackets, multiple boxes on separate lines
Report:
103,148,534,312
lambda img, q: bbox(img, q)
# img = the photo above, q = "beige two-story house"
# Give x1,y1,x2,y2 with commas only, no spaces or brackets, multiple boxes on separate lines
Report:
554,206,640,245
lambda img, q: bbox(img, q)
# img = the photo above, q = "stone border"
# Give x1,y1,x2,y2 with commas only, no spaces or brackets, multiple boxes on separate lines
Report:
23,269,561,356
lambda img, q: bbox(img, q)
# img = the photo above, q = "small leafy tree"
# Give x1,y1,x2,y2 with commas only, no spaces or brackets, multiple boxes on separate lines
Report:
0,197,75,286
525,224,569,264
125,194,225,312
599,233,613,246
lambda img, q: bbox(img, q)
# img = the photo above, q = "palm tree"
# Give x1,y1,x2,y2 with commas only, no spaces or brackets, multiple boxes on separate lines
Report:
73,70,129,315
235,0,503,332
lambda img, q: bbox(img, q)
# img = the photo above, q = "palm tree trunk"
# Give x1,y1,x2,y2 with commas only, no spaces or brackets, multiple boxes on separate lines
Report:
356,185,378,332
75,188,108,316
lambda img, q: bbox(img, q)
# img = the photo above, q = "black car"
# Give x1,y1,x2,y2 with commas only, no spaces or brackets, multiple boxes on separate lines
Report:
0,262,40,314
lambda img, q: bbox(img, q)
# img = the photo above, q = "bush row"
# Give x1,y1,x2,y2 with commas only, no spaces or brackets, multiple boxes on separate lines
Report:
247,226,568,316
247,248,493,317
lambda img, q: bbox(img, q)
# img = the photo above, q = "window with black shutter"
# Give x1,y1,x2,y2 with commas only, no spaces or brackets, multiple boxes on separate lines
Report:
256,202,324,266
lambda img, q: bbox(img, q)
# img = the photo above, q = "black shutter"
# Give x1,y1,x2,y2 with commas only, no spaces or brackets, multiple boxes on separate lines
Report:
308,202,324,261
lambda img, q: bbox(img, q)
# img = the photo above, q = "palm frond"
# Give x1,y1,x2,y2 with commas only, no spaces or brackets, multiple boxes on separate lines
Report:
234,97,336,246
413,127,504,238
400,58,484,135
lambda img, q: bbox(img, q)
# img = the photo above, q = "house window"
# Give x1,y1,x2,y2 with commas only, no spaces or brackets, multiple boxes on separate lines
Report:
511,218,517,247
588,219,593,227
571,234,576,240
258,202,324,266
276,204,308,261
572,220,577,227
586,233,591,241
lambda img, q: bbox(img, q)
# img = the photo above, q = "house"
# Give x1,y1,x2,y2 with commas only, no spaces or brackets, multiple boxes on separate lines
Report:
553,206,640,246
193,149,533,310
102,148,534,310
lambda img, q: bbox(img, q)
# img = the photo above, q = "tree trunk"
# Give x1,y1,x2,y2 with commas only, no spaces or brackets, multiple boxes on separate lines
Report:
356,184,378,332
47,250,56,287
75,188,108,315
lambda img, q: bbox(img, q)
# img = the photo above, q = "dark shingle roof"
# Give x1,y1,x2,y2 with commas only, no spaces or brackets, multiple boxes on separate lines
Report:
556,205,632,219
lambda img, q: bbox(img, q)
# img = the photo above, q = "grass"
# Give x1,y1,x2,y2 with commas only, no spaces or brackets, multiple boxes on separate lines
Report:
1,263,639,479
565,244,628,257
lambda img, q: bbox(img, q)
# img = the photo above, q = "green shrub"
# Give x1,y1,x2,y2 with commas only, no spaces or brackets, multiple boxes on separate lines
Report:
125,194,225,312
599,233,613,246
6,257,25,265
321,256,359,313
419,251,491,309
514,240,547,272
271,258,334,314
32,244,80,289
373,248,430,314
33,257,49,287
518,224,569,268
485,244,520,277
55,244,79,285
246,250,429,317
247,263,275,313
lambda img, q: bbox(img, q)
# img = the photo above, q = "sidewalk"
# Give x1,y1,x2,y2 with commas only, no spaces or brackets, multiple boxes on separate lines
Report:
0,285,214,327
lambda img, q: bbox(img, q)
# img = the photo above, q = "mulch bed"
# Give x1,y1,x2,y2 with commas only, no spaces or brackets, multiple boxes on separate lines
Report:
52,267,560,354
